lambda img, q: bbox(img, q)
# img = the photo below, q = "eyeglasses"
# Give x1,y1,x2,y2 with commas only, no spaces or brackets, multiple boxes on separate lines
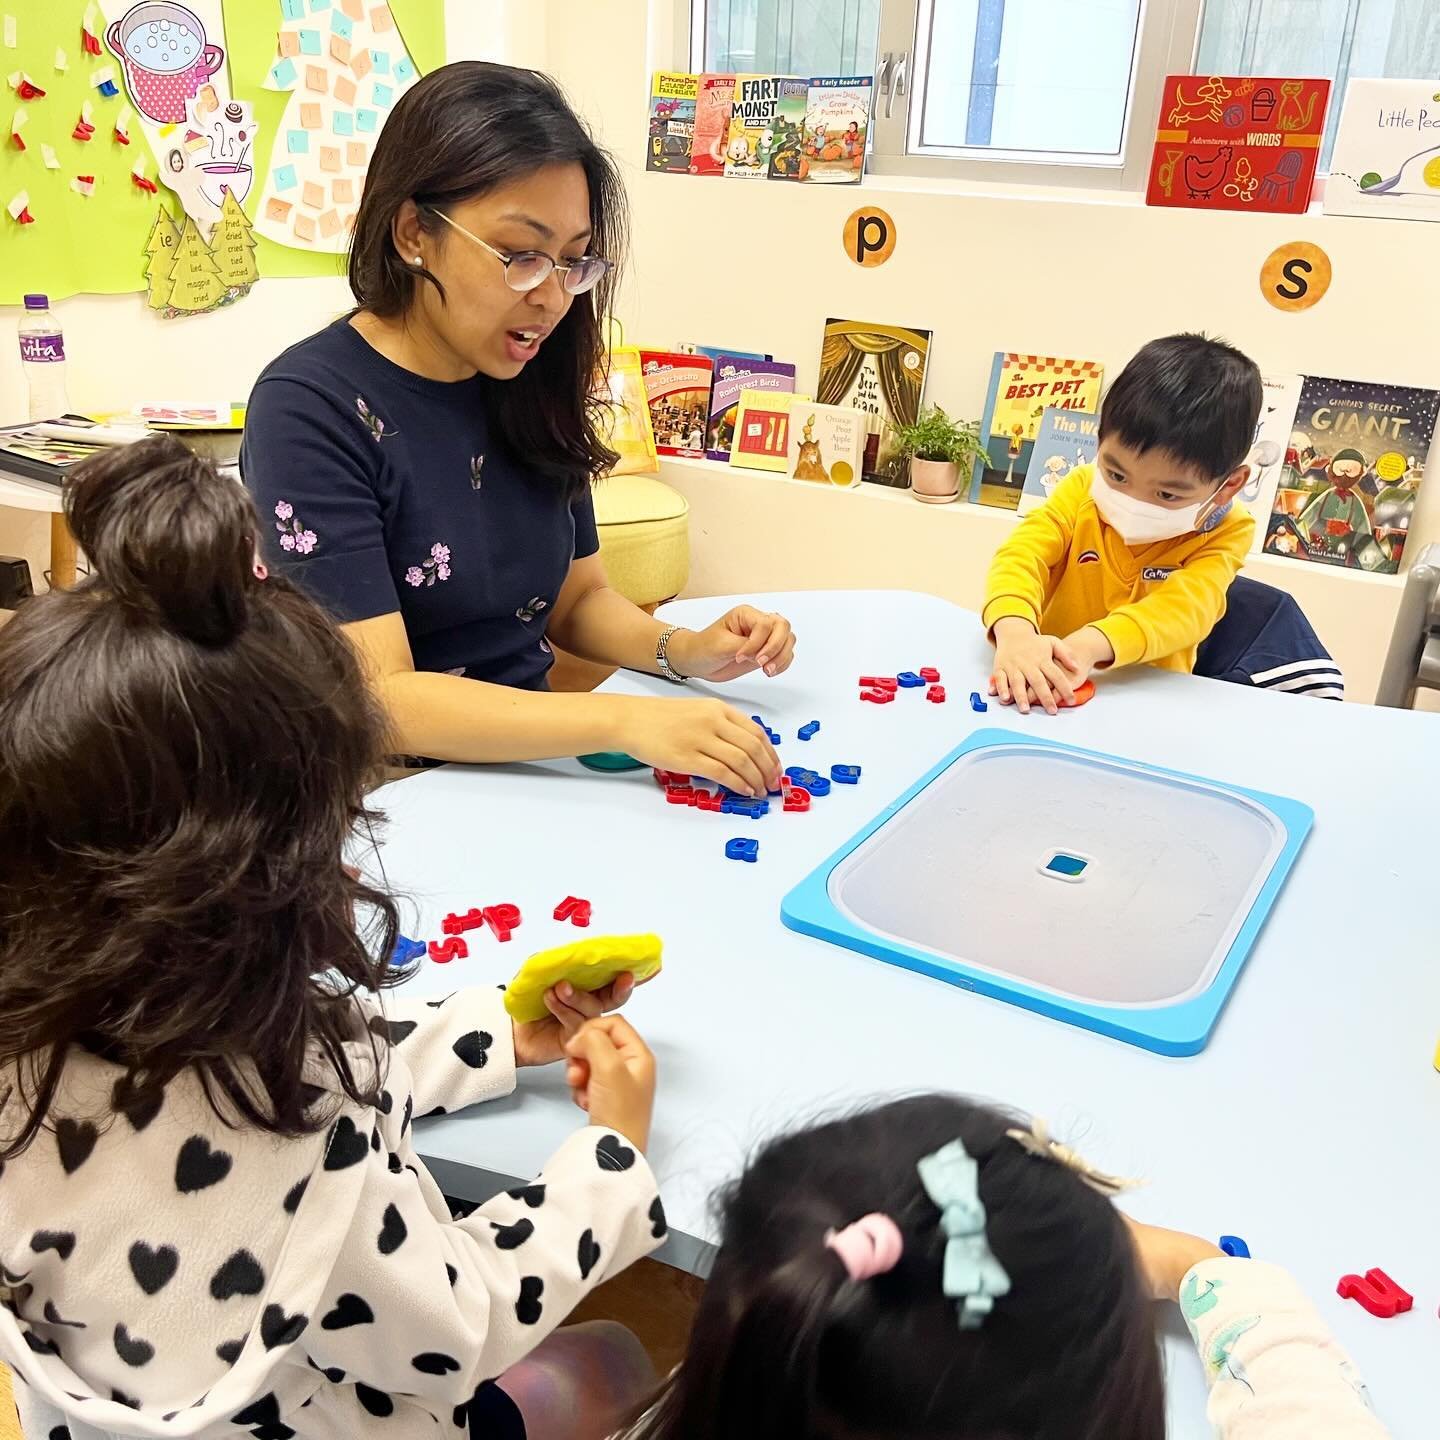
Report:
429,209,613,295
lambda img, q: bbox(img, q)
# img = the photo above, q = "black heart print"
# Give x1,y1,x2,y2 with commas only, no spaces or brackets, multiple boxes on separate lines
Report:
650,1196,668,1239
412,1352,460,1375
23,1330,60,1356
595,1134,636,1172
356,1384,395,1417
128,1242,178,1295
113,1078,164,1134
451,1030,493,1069
377,1203,408,1255
56,1119,98,1176
515,1276,544,1325
400,1095,414,1136
209,1249,265,1301
323,1115,369,1171
113,1324,154,1368
215,1339,243,1365
320,1292,374,1330
489,1218,534,1251
507,1184,546,1208
260,1303,307,1350
174,1136,232,1194
42,1300,84,1329
283,1178,308,1214
368,1015,417,1046
231,1394,281,1427
30,1230,76,1261
577,1229,601,1281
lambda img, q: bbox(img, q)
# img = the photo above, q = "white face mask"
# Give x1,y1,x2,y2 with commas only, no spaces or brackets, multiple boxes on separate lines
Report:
1089,467,1224,545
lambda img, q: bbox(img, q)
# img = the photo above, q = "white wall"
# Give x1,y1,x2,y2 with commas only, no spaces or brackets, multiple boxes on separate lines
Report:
4,0,1435,699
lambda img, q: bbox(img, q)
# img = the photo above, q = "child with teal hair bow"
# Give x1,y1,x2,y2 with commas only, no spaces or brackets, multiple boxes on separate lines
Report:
621,1095,1387,1440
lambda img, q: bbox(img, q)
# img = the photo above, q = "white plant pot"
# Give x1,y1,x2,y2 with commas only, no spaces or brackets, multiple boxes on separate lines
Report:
909,457,961,504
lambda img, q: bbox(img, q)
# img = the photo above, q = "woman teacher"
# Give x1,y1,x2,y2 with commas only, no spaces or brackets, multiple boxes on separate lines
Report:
242,63,793,797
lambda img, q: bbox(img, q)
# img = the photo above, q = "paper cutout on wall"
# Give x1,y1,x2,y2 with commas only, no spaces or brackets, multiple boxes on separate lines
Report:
98,0,235,228
254,1,419,253
144,189,256,317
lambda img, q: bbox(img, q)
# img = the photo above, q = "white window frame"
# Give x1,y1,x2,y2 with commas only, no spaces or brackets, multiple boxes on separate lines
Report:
679,0,1209,193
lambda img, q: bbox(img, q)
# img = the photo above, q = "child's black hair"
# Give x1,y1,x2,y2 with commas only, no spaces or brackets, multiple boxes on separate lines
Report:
630,1095,1163,1440
1100,333,1263,479
0,436,401,1158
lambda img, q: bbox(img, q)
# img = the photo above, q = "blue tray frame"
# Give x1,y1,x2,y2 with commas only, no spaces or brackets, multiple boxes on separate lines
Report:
780,728,1314,1057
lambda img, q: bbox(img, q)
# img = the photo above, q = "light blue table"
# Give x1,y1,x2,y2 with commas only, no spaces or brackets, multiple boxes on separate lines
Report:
365,591,1439,1437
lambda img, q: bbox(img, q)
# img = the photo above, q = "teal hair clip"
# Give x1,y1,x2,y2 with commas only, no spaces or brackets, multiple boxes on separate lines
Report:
916,1138,1011,1330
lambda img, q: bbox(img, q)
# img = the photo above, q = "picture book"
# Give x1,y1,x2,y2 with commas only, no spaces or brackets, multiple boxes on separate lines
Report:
679,345,771,363
803,76,871,183
730,389,810,473
1324,80,1440,224
599,348,659,478
726,75,788,178
1239,373,1304,543
690,73,736,178
817,320,932,487
1262,374,1439,574
767,77,811,180
971,354,1105,508
1145,75,1330,214
646,72,697,175
637,350,715,459
1017,408,1099,515
787,404,867,488
706,356,797,462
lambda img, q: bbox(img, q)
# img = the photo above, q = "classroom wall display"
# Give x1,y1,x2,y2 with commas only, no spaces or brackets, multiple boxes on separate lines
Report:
971,354,1104,508
1017,407,1098,516
1325,79,1440,223
254,0,423,253
143,189,257,317
1240,373,1303,543
816,319,931,487
0,0,443,304
1263,374,1439,574
1146,74,1330,214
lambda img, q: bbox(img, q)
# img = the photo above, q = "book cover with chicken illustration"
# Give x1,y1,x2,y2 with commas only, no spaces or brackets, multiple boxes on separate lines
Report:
1146,75,1330,214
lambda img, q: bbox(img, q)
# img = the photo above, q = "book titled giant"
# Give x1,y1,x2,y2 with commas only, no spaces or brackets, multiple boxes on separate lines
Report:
816,319,931,487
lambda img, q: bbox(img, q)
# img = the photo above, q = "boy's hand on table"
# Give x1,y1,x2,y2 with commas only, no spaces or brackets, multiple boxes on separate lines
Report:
990,618,1081,715
1059,626,1115,682
513,974,636,1068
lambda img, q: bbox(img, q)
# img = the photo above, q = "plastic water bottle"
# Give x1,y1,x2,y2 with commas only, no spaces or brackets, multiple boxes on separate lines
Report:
18,293,69,422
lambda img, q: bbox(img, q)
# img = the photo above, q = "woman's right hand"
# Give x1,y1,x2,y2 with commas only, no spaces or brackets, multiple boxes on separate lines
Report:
616,695,781,797
565,1015,657,1154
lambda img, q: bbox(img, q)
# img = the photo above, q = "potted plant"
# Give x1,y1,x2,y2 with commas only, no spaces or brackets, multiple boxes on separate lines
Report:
894,406,984,504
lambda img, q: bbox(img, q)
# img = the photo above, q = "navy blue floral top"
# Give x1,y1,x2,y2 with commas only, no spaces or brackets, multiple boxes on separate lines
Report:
241,319,599,691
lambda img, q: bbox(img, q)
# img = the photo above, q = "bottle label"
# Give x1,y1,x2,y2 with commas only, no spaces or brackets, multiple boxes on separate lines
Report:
20,333,65,363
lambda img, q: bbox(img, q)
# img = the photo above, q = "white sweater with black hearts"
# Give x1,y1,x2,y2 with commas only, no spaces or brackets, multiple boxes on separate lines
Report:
0,987,665,1439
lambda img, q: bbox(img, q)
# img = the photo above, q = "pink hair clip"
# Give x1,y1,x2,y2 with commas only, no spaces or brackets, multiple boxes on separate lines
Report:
824,1213,904,1282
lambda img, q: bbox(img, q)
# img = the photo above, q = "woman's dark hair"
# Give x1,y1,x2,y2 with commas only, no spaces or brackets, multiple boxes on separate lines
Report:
0,436,402,1159
349,60,625,495
632,1096,1164,1440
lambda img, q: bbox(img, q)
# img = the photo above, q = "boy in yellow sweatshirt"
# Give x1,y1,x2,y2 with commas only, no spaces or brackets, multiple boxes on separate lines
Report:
984,333,1260,713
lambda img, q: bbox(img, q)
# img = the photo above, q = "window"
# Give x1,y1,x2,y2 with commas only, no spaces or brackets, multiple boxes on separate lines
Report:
1197,0,1440,168
688,0,1438,184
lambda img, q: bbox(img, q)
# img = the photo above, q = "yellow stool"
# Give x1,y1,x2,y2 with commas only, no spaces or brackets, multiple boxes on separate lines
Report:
549,474,691,693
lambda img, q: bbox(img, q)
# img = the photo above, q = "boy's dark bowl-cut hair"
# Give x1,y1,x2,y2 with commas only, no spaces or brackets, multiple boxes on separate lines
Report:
1100,333,1263,480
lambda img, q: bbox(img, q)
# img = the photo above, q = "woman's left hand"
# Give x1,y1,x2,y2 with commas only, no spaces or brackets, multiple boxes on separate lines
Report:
672,607,796,682
513,974,636,1068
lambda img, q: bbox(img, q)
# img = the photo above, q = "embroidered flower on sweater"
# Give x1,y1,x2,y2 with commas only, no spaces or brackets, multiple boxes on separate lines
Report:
356,395,393,443
274,502,318,556
470,454,485,490
406,543,452,588
516,595,549,624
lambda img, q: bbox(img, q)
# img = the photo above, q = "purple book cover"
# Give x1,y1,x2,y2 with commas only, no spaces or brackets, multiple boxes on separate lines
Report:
706,355,797,461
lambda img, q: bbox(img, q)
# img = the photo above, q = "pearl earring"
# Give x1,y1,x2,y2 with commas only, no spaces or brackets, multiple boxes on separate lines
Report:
411,255,423,267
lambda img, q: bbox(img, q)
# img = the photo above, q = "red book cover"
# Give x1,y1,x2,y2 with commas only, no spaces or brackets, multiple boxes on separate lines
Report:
690,73,735,177
638,350,715,458
1145,75,1330,214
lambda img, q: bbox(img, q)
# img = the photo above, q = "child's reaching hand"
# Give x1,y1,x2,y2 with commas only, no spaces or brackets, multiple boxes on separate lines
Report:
512,974,636,1068
565,1015,657,1153
990,617,1082,715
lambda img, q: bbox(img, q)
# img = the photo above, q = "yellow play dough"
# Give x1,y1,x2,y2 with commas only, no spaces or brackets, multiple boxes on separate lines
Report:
503,933,663,1023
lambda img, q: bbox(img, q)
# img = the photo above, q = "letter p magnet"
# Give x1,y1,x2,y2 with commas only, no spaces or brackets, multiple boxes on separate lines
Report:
844,206,897,267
